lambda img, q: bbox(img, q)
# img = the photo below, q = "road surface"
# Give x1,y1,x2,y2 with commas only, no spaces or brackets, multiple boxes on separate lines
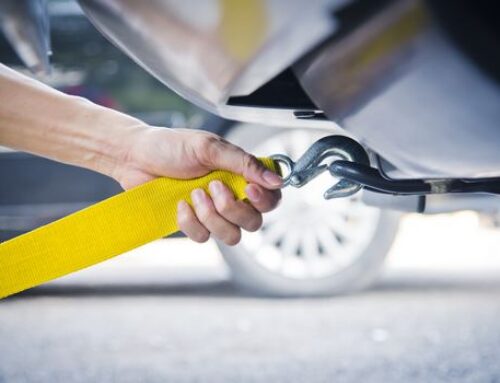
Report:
1,213,500,383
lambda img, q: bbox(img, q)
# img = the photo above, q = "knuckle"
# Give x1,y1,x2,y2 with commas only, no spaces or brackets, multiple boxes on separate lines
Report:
196,135,223,166
177,213,189,227
177,207,192,227
216,196,234,215
242,153,260,174
258,190,281,212
245,214,263,232
224,229,241,246
193,231,210,243
196,205,213,222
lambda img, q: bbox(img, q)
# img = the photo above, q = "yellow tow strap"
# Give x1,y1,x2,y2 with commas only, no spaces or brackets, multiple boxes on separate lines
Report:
0,158,278,299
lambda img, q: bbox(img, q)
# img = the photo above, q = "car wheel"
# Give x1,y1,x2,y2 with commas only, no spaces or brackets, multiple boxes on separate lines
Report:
218,123,401,297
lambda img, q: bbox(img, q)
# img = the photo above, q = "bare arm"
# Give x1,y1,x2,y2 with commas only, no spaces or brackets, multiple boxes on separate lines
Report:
0,64,282,245
0,64,154,179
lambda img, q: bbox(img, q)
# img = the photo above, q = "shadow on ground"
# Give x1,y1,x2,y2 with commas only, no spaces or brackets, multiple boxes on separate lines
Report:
5,271,500,301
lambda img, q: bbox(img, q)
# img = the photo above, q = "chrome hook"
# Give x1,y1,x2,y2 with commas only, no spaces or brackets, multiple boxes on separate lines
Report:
271,135,370,199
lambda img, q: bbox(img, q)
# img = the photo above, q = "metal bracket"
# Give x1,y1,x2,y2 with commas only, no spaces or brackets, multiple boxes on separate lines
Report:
329,160,500,196
271,134,500,200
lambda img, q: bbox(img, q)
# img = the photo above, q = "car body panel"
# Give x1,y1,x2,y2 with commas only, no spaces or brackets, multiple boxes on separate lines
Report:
78,0,500,180
78,0,345,116
3,0,500,180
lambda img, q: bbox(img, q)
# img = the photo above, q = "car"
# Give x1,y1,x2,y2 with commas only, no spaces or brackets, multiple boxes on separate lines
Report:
2,0,499,296
0,4,399,297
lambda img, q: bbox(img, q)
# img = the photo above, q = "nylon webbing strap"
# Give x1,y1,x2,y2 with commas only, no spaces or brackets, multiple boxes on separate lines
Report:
0,158,278,299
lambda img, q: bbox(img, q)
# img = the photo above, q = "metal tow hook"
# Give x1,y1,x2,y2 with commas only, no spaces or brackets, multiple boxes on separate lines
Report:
271,135,370,199
271,135,500,198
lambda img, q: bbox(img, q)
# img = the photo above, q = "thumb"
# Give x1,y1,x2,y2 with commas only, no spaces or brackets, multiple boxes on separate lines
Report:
205,139,282,189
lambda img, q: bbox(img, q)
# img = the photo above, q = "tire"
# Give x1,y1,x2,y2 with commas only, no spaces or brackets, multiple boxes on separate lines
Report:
218,123,401,297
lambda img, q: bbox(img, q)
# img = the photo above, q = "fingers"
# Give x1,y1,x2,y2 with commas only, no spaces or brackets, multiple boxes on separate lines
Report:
197,136,282,190
191,188,242,246
177,200,210,243
209,180,262,232
245,184,281,213
176,181,279,245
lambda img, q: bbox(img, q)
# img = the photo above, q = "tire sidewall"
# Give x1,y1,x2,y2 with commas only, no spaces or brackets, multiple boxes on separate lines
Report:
219,123,400,297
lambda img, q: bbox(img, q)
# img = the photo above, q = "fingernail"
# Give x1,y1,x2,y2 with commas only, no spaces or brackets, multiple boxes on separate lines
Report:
209,180,224,195
191,189,205,205
263,170,282,187
245,184,261,202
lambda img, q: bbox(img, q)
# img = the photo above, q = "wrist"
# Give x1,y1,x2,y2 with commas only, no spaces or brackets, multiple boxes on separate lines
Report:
74,98,150,179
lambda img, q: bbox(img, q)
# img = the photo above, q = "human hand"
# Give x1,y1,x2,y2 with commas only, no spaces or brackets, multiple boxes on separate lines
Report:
114,127,282,245
0,65,280,244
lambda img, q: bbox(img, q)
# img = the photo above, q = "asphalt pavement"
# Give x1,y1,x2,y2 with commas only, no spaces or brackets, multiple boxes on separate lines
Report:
1,213,500,383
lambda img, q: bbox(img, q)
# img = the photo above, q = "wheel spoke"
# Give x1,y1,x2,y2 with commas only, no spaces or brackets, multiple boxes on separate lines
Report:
280,228,302,260
325,215,355,241
260,220,289,246
300,229,320,276
316,225,342,256
301,229,318,261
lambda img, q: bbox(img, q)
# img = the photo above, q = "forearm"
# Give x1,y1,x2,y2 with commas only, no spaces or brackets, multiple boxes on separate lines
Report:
0,64,147,177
